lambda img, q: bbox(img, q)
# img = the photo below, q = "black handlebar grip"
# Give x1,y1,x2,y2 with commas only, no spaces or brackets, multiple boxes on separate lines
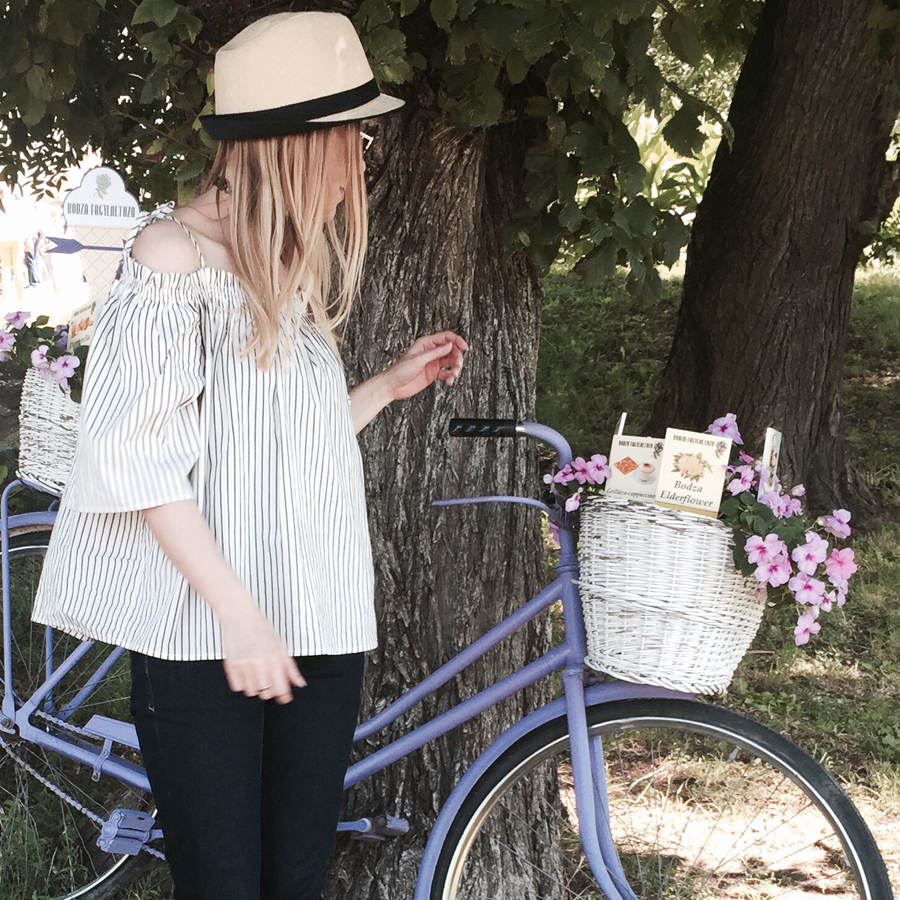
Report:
449,418,520,438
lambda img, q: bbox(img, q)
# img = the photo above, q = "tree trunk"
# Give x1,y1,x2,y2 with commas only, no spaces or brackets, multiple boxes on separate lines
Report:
649,0,900,517
330,86,552,899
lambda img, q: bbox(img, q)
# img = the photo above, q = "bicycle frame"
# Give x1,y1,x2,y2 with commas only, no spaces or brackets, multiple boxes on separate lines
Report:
0,423,692,900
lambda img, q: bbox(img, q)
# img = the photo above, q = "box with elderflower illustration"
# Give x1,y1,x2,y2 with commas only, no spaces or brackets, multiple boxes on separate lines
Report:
653,427,732,517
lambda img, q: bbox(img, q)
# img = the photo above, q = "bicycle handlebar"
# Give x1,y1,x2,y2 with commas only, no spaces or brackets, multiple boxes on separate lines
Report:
448,418,573,467
448,418,520,438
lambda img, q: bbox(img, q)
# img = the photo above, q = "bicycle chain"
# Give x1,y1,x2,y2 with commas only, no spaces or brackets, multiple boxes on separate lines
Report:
2,717,166,861
35,706,109,739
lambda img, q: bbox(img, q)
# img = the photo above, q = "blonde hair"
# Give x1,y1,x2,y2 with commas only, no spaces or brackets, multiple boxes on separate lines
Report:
204,124,367,365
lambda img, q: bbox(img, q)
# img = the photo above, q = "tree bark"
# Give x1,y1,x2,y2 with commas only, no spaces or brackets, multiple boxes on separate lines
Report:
330,85,552,899
649,0,900,517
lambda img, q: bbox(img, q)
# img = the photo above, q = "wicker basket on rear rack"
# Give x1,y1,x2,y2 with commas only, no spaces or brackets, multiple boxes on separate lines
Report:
17,367,80,495
577,495,765,695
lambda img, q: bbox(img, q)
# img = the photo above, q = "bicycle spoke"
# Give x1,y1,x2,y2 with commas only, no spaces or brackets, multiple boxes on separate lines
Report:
434,702,884,900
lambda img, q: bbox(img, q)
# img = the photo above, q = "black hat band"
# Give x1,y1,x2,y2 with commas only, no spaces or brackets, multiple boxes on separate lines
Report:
200,78,380,140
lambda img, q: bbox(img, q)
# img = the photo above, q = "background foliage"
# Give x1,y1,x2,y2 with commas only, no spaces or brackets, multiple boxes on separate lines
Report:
0,0,766,293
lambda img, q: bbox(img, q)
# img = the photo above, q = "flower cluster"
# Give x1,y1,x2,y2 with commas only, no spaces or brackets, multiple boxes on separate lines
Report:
542,413,857,646
717,435,857,646
1,312,87,401
541,454,611,512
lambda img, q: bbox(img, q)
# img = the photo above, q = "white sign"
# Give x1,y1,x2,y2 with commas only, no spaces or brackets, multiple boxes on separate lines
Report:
606,434,665,502
62,167,140,228
67,299,97,352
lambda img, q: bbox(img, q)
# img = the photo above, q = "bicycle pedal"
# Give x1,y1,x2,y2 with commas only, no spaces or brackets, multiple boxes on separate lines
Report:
337,814,410,841
97,808,163,856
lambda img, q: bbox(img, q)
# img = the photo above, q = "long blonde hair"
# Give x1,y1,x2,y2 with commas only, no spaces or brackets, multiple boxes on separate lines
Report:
204,124,367,365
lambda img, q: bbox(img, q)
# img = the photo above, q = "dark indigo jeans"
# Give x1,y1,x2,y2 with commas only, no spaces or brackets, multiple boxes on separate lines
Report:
130,651,365,900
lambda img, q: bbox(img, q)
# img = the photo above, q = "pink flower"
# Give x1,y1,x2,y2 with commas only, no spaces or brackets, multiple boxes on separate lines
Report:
791,532,829,576
548,521,560,548
794,609,821,646
570,457,591,485
825,547,857,583
31,344,51,369
707,412,743,445
824,586,847,609
4,310,29,330
760,491,802,519
727,465,755,495
564,491,581,513
745,533,787,566
0,331,15,356
585,454,611,485
790,484,806,498
50,353,80,387
739,451,755,465
818,509,851,539
788,573,827,605
553,466,576,485
53,324,69,351
754,554,792,587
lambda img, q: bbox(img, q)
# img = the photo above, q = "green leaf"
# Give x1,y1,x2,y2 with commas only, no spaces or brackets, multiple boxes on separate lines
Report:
26,65,52,101
132,0,180,27
505,50,530,85
175,152,208,182
140,65,170,104
573,239,617,282
357,0,396,28
33,315,50,326
623,195,655,235
431,0,458,31
559,198,583,231
655,211,688,267
661,103,706,158
659,12,703,67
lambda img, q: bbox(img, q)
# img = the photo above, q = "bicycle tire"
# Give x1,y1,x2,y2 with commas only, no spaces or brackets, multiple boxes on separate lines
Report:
0,527,154,900
431,697,892,900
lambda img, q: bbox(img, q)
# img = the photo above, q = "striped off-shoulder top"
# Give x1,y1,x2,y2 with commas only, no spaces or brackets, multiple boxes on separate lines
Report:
32,204,377,660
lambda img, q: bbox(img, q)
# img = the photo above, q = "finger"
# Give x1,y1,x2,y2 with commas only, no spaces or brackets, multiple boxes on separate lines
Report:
246,659,274,698
419,342,454,366
223,660,245,694
287,658,307,688
429,330,467,349
261,668,292,704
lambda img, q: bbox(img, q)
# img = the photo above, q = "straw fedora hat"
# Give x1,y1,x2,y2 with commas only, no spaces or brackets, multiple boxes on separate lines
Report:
200,11,405,140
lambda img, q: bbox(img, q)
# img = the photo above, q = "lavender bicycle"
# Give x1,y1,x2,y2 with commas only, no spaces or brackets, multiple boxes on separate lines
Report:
0,419,892,900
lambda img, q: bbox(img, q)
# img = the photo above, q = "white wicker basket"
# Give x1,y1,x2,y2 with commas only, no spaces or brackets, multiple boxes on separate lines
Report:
577,495,764,694
17,367,80,495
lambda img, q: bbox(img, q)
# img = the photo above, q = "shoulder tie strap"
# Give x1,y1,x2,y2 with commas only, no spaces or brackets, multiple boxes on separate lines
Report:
166,212,208,270
122,203,208,271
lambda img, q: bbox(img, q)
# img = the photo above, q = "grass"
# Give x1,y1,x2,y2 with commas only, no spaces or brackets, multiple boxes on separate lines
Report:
9,266,900,898
538,266,900,892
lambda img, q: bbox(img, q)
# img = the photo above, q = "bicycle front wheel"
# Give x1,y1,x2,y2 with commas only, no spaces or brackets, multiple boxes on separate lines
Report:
432,698,891,900
0,527,153,900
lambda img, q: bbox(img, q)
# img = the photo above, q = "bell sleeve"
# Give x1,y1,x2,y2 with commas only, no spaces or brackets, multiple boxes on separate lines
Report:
63,270,205,513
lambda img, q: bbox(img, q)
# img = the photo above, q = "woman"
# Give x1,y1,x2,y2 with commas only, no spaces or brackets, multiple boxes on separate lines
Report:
33,11,467,900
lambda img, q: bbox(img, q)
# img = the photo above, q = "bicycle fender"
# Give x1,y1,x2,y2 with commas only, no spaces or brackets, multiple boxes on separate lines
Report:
5,510,57,533
413,680,685,900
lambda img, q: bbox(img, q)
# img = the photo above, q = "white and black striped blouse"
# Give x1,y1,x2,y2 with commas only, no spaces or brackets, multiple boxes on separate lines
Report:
32,204,376,660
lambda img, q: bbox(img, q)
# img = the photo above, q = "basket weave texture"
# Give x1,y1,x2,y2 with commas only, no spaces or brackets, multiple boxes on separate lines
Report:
577,495,764,694
17,367,80,495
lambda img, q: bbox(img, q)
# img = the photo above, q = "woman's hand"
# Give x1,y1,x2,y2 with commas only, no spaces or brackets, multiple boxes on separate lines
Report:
349,331,468,433
141,500,305,704
221,609,306,704
381,331,468,401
